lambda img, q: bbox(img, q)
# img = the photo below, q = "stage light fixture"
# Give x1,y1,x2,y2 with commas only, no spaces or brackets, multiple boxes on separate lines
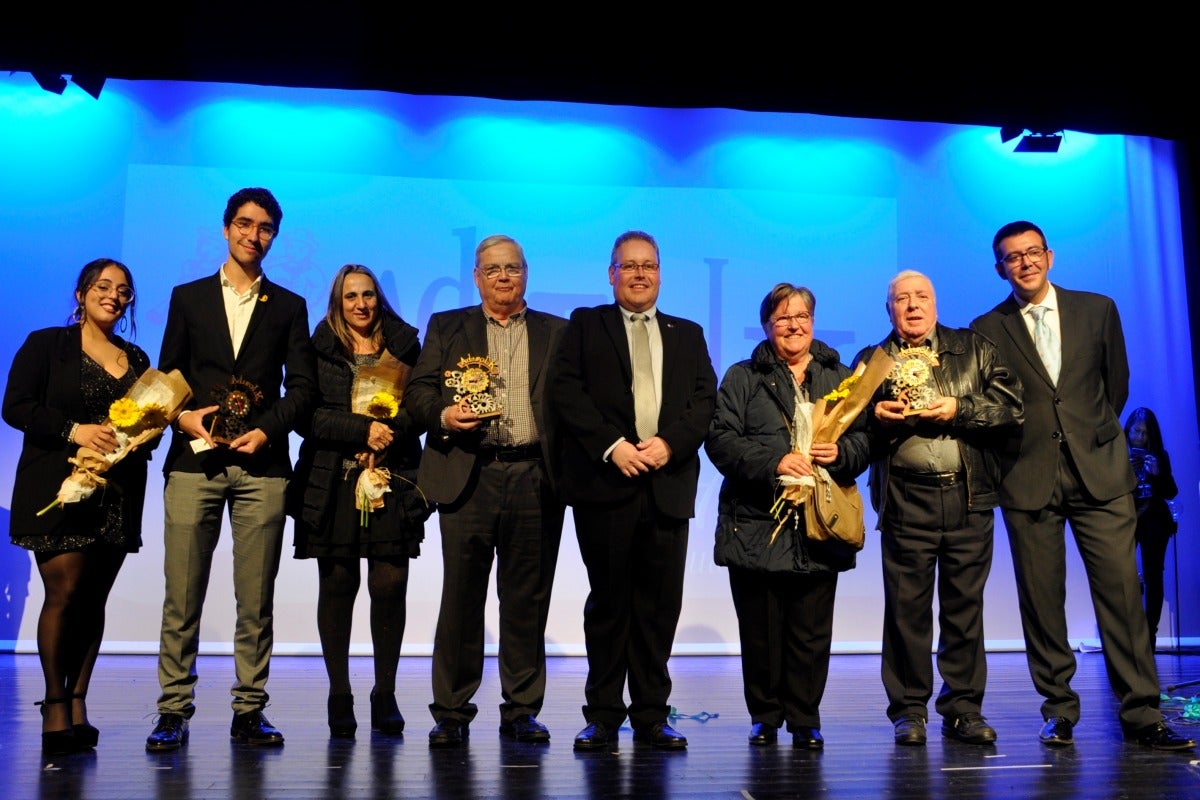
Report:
71,74,106,100
1014,132,1063,153
31,71,67,94
1000,127,1064,153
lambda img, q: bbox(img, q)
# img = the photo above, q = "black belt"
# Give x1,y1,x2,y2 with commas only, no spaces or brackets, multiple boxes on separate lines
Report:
478,443,542,463
891,467,964,487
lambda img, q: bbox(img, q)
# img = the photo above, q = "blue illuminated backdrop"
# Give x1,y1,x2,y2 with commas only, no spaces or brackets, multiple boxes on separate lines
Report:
0,74,1192,654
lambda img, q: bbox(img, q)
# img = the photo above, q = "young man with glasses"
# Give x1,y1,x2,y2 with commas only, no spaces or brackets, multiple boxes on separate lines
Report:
549,230,717,751
405,234,566,747
145,187,316,752
972,220,1194,752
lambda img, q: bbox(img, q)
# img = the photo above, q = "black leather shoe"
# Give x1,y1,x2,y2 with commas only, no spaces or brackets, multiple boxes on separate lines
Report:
230,710,284,746
633,721,688,750
748,722,778,746
428,718,468,748
1125,721,1197,751
328,694,357,738
499,714,550,743
573,721,618,751
894,716,927,746
146,713,189,752
1039,717,1074,747
370,690,405,735
942,713,997,745
792,726,824,750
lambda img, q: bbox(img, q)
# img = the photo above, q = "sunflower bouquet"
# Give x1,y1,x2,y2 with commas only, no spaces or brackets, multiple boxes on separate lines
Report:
350,353,424,527
769,347,894,543
38,368,193,515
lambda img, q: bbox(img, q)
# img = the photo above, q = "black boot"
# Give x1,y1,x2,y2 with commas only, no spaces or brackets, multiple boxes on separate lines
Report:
327,693,357,738
370,689,405,735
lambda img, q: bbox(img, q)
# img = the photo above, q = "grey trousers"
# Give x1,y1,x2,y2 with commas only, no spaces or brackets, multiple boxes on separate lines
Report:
155,467,288,716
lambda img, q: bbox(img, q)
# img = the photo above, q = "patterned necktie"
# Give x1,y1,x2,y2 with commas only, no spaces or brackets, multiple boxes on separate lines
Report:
1029,305,1061,384
631,313,658,441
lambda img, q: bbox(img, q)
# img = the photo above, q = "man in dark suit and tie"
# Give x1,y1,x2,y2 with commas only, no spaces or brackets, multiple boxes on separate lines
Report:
146,187,317,751
549,230,717,751
972,220,1194,751
405,234,566,748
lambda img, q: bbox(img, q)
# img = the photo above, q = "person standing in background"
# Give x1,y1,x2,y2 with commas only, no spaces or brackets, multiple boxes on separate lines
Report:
1123,406,1179,645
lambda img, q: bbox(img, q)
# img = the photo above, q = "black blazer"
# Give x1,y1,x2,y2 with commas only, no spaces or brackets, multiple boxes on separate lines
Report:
3,325,152,541
547,303,717,520
405,305,566,505
971,285,1135,509
158,272,316,478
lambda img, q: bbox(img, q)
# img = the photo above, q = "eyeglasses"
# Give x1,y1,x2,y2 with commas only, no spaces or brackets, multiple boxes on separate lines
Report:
1000,246,1047,267
613,262,660,274
771,312,812,327
90,280,135,303
231,217,277,240
477,264,526,280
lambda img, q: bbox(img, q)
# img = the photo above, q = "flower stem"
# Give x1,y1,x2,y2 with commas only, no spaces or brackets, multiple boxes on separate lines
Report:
36,499,61,517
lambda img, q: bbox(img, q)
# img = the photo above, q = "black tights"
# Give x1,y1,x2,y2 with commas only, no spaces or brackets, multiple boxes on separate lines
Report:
34,547,126,733
316,556,410,696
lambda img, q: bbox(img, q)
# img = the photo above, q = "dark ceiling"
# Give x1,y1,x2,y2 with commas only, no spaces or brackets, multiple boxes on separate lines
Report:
1,20,1194,142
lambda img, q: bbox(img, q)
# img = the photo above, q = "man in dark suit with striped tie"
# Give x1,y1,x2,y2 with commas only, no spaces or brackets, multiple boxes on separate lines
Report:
972,220,1193,752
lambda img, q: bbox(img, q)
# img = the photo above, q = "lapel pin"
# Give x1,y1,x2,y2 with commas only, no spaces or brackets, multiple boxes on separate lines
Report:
259,294,268,303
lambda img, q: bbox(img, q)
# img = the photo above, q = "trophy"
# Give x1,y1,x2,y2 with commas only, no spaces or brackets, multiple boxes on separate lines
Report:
209,376,264,444
444,354,502,418
887,346,940,415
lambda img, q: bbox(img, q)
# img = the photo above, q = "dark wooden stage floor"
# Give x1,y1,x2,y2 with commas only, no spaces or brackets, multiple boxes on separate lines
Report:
4,651,1200,799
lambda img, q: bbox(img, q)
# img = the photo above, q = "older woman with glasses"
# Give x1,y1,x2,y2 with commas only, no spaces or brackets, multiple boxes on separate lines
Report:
704,282,869,750
3,258,152,758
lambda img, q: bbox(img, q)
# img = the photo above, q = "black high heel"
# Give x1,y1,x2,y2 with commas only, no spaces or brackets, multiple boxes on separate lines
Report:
327,693,357,738
72,693,99,749
370,689,405,735
36,698,78,757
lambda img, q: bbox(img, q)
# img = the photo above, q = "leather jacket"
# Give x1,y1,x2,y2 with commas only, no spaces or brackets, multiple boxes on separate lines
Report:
857,323,1023,523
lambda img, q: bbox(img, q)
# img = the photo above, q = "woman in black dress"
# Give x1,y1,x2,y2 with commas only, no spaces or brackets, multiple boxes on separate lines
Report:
3,258,151,757
290,264,429,738
1124,406,1179,642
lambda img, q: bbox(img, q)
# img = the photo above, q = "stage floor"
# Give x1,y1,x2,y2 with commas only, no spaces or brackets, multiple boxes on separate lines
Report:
3,651,1199,799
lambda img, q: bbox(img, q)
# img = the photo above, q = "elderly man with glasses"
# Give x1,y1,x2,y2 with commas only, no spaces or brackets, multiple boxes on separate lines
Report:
405,234,567,747
862,269,1022,748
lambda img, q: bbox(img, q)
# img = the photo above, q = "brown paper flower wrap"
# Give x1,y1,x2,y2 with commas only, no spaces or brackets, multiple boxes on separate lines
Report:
350,352,428,526
37,368,193,516
769,347,894,544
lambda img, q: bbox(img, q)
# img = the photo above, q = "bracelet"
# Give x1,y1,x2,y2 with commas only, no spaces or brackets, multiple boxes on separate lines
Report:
67,422,80,444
